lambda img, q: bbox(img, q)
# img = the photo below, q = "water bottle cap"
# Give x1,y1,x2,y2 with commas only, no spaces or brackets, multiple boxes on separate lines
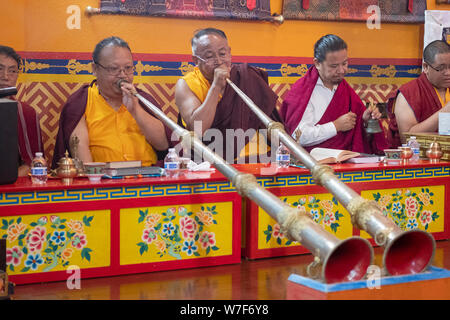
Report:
168,148,175,152
35,152,43,157
410,136,416,139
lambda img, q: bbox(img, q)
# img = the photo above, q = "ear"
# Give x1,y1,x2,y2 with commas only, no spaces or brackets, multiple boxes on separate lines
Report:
422,61,429,75
91,62,98,77
192,55,200,66
313,57,321,70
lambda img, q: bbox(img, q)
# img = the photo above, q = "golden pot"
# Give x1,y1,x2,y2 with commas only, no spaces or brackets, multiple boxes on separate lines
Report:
399,146,413,163
426,139,443,163
56,151,78,185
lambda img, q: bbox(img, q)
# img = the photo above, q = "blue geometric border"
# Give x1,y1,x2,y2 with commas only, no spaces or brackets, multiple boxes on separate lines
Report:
22,58,422,79
1,166,448,207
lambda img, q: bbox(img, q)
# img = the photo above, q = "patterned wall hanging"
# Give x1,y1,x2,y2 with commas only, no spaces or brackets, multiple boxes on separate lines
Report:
283,0,427,23
98,0,274,21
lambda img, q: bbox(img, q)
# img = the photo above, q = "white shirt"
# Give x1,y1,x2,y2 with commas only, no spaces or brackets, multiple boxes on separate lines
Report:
292,77,338,147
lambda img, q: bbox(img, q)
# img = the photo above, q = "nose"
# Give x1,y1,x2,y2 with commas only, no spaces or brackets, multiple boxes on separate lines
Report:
443,66,450,76
0,69,8,78
338,64,347,74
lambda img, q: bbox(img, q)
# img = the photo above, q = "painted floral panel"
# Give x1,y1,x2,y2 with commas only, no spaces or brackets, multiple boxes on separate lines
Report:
258,194,353,250
1,210,110,275
363,186,445,234
120,202,234,264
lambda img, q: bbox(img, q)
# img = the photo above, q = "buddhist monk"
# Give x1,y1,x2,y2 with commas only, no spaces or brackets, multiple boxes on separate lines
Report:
387,40,450,147
281,34,387,154
175,28,283,163
0,45,43,176
52,36,170,168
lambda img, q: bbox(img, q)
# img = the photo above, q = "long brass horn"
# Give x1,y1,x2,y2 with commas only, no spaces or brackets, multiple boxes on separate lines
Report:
128,83,373,283
226,78,436,276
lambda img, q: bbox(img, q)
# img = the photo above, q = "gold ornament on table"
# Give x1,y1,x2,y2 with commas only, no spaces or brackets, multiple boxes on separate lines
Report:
426,138,443,163
69,135,85,176
399,146,413,164
365,101,382,134
56,150,78,185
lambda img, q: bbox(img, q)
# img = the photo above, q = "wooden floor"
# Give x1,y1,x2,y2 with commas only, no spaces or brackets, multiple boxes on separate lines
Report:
10,239,450,300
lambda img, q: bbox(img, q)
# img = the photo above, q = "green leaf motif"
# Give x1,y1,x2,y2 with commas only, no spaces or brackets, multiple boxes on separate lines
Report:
330,223,339,233
1,219,8,230
81,247,92,261
83,215,94,227
137,242,148,256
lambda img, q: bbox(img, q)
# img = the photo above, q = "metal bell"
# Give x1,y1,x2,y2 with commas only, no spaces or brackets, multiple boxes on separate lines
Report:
365,101,382,134
366,118,383,134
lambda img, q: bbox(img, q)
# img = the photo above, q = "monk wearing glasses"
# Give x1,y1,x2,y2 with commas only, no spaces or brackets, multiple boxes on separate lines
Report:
53,36,169,168
387,40,450,147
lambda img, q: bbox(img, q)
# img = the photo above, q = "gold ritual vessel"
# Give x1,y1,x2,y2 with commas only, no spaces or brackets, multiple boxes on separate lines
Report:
426,138,443,162
56,150,78,185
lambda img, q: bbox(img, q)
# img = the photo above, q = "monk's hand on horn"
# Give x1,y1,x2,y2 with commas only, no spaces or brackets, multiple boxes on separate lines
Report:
119,80,140,115
212,64,230,94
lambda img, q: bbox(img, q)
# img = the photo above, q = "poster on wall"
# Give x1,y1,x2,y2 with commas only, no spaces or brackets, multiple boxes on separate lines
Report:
99,0,272,21
424,10,450,48
282,0,427,23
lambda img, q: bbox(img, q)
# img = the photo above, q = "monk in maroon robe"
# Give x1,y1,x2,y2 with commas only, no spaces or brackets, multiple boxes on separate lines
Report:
0,45,43,176
175,28,281,163
281,34,387,155
17,101,43,167
387,40,450,147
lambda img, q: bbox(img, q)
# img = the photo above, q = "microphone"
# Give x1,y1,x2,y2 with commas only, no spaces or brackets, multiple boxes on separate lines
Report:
0,87,18,98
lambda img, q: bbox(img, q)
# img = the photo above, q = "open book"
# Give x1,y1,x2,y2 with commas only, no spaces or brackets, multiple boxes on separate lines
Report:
310,148,360,164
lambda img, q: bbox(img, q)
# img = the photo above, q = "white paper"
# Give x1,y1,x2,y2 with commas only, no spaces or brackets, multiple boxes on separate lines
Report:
439,112,450,135
187,161,215,172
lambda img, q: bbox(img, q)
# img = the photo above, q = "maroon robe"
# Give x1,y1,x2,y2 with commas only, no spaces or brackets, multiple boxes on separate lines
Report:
52,80,171,169
178,63,282,162
386,73,444,148
281,66,387,154
17,100,43,166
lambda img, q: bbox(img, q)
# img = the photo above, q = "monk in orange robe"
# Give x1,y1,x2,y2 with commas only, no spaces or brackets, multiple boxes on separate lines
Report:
52,37,170,168
175,28,282,163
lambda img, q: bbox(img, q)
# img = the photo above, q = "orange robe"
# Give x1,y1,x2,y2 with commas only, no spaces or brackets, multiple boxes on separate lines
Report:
84,83,157,166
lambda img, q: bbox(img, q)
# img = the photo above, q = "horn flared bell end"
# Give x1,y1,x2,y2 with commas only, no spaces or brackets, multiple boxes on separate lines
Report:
384,230,435,276
323,237,374,284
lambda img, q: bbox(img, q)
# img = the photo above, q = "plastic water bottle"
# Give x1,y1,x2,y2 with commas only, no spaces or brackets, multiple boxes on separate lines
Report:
406,136,421,161
164,148,180,177
276,143,290,168
31,152,48,184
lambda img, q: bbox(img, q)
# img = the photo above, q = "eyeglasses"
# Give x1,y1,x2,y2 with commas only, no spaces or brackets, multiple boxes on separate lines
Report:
194,51,230,65
425,61,450,73
0,66,19,76
95,62,135,76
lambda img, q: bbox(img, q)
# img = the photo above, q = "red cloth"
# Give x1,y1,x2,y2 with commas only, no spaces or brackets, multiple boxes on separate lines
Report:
247,0,256,11
17,101,43,165
281,66,387,154
408,0,414,13
52,80,171,169
386,72,443,148
303,0,309,10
